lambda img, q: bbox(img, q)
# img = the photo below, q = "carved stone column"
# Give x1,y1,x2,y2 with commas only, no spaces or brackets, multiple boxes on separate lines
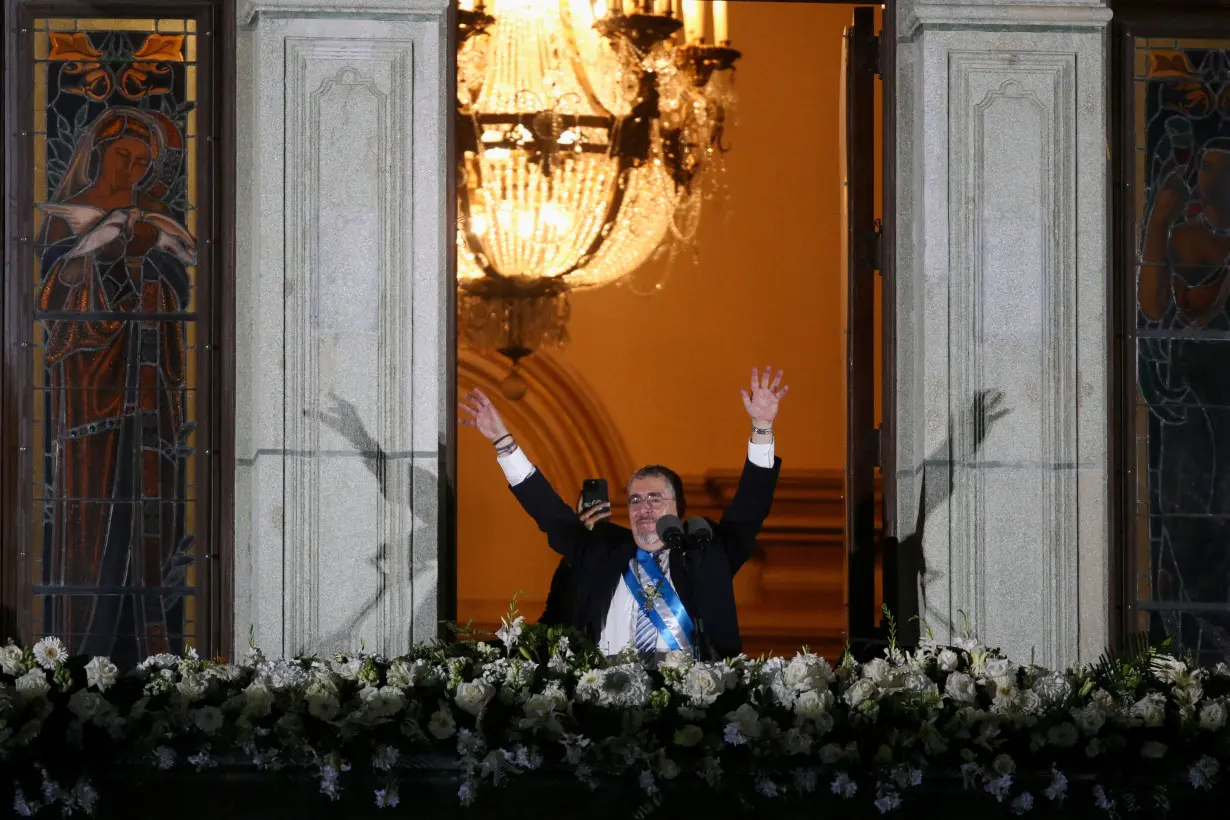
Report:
892,0,1111,667
233,0,450,657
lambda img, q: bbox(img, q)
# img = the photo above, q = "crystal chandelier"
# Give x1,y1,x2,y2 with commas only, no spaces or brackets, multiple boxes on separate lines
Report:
456,0,740,397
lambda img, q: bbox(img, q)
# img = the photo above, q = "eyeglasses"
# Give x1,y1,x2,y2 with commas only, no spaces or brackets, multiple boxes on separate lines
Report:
628,492,673,510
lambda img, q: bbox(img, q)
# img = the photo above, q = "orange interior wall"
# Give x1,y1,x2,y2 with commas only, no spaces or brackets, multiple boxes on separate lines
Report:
457,2,884,621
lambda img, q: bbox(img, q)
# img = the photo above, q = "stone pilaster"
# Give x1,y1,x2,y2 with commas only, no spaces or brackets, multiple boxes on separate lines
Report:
233,0,451,657
892,0,1111,667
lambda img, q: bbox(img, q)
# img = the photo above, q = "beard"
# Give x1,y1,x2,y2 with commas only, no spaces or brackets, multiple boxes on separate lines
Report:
634,516,659,547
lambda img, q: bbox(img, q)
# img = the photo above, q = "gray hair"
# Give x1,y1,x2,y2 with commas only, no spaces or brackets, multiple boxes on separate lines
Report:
625,465,686,517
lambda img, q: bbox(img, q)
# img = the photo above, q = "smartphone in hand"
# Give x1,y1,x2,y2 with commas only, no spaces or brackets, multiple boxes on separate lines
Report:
580,478,609,510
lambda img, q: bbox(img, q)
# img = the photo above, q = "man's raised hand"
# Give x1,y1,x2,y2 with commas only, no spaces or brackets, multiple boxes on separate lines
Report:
741,366,789,426
459,388,510,443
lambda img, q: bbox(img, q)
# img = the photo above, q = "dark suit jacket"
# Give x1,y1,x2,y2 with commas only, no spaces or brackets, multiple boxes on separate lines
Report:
514,457,782,659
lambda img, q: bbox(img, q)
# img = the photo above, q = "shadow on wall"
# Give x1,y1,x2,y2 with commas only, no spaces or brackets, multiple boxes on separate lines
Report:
311,392,439,654
892,389,1011,646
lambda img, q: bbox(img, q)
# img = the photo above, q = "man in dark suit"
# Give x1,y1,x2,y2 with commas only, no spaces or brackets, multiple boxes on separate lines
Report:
539,478,688,629
460,367,788,662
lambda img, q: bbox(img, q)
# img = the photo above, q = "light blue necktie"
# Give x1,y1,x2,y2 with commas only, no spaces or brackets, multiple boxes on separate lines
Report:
633,550,666,657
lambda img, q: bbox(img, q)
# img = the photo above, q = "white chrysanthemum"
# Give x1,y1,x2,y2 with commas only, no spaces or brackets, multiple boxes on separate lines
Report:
32,637,65,670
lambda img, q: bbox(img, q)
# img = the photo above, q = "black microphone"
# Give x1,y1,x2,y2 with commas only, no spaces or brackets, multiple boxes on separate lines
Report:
655,515,686,549
685,517,713,550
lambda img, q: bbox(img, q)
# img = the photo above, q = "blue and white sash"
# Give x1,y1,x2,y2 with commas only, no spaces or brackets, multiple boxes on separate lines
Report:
622,550,695,655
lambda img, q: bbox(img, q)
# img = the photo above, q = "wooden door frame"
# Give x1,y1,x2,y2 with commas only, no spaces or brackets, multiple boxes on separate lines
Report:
441,0,898,641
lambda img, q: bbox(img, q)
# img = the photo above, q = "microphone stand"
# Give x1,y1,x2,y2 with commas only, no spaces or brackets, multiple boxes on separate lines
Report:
682,536,718,663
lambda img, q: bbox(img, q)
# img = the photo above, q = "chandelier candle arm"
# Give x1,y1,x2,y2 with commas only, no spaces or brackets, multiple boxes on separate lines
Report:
681,0,701,43
713,0,729,45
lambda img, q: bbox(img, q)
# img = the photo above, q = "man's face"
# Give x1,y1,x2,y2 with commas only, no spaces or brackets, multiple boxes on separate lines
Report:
627,475,677,550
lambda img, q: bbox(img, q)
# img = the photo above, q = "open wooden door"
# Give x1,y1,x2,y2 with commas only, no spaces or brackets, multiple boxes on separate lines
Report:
841,5,891,649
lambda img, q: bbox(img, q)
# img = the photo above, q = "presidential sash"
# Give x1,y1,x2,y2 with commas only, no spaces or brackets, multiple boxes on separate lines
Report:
622,549,695,655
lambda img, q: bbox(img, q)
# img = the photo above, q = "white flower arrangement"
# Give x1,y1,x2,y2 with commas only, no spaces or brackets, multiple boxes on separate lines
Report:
1,608,1230,817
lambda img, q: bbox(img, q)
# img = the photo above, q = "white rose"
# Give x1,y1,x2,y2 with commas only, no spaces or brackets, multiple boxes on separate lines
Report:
193,705,224,735
659,757,681,780
661,650,692,673
794,688,834,718
1091,689,1117,712
0,645,26,676
427,705,456,739
861,658,890,684
1046,722,1078,748
1199,701,1227,731
523,693,554,721
333,658,362,680
85,657,118,692
783,727,812,755
844,678,878,709
242,682,275,718
726,703,762,739
684,666,727,705
944,672,977,703
937,650,960,672
68,690,105,721
1071,703,1105,735
1140,741,1168,759
1016,690,1042,716
176,672,208,702
15,669,50,698
783,655,833,692
984,658,1014,683
674,725,704,747
454,680,495,717
1133,693,1166,727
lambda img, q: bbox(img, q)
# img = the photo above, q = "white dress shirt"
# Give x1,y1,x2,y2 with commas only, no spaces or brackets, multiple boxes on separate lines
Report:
498,439,775,656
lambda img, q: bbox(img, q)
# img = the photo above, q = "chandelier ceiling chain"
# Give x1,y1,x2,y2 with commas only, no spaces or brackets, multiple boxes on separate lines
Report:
455,0,740,398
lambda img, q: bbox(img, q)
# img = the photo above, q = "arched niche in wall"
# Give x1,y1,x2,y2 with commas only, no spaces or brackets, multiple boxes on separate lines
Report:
457,352,635,500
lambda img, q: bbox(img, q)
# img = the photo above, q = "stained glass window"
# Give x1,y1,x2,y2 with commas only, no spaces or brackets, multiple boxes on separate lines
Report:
1131,39,1230,664
22,16,205,668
